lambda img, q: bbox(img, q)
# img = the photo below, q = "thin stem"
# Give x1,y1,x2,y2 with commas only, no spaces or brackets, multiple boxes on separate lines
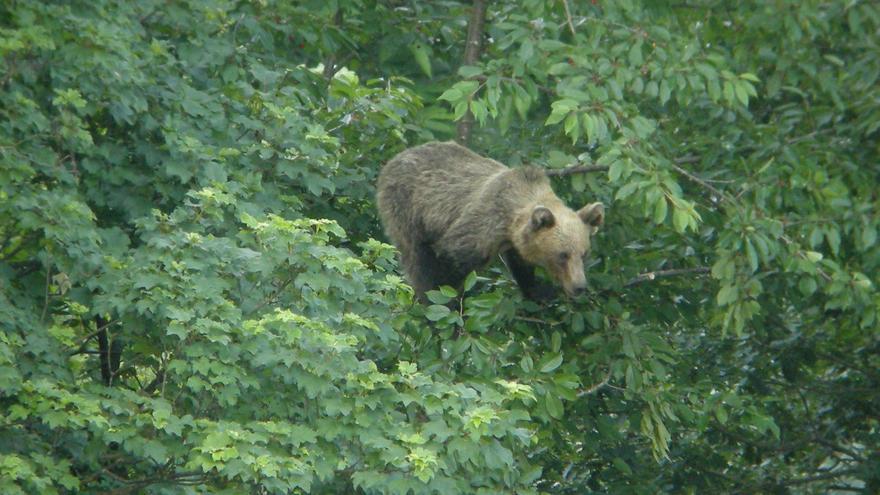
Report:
624,266,711,287
545,164,608,176
456,0,488,144
562,0,576,37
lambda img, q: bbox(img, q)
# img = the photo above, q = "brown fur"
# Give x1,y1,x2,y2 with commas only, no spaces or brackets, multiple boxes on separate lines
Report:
376,141,604,301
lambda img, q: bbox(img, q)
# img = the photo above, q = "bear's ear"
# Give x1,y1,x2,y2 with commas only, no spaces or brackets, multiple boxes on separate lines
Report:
530,205,556,231
578,202,605,231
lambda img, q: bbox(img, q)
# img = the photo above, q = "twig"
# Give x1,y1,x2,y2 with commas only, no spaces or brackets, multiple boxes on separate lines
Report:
139,7,162,25
456,0,488,144
779,234,833,282
323,52,356,81
472,74,554,94
670,161,726,202
674,154,701,164
96,315,122,386
624,266,710,287
561,0,577,36
514,315,562,326
68,318,117,355
247,276,295,315
784,467,860,486
577,368,612,397
40,262,52,322
544,155,700,178
322,8,345,80
545,164,609,176
814,438,866,462
3,233,39,262
142,368,166,394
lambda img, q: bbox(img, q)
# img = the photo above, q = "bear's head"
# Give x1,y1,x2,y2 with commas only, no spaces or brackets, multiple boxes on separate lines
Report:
515,202,605,298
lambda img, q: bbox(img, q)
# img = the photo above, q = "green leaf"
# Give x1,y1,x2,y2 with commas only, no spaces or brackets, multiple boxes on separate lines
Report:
608,79,623,100
672,208,689,233
616,181,640,201
628,41,643,66
545,98,579,126
659,79,671,105
798,277,817,296
425,304,451,321
564,112,580,142
717,285,738,306
745,238,759,272
862,224,877,249
723,81,736,104
805,250,824,262
734,81,749,106
458,65,483,78
409,42,432,78
825,228,841,255
545,393,564,419
463,271,478,291
520,355,533,373
653,197,668,225
539,353,564,373
438,87,463,102
470,99,488,125
715,405,728,424
513,84,531,119
608,160,624,182
613,457,633,475
645,80,659,98
426,289,452,304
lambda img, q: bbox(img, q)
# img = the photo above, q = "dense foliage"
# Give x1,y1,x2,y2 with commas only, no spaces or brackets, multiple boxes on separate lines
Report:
1,0,878,493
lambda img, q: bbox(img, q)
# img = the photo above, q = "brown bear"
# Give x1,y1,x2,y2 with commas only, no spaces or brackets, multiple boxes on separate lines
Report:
376,141,604,302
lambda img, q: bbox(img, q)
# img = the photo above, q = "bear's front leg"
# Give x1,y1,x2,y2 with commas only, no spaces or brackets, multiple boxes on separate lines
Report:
407,242,465,302
501,249,556,302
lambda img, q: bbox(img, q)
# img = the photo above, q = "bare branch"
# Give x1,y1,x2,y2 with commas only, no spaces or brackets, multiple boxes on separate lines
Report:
456,0,488,144
578,368,612,397
624,266,710,287
670,161,726,202
674,154,700,164
545,164,609,176
68,318,117,355
784,467,860,486
40,262,52,322
322,9,345,80
514,315,563,326
814,438,867,462
561,0,576,37
544,155,700,178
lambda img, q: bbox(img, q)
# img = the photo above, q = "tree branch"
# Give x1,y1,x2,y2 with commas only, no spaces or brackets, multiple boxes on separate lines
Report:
561,0,576,37
40,262,52,322
456,0,487,144
96,315,122,386
539,154,728,190
68,318,117,355
783,467,860,486
545,164,609,176
624,267,710,287
545,155,701,178
322,8,346,80
670,161,726,202
578,368,612,397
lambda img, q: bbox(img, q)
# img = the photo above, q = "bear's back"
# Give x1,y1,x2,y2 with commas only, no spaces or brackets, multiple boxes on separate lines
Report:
380,141,505,188
378,142,509,238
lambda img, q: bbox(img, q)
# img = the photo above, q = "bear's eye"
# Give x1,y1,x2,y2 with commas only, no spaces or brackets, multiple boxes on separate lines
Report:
557,252,570,263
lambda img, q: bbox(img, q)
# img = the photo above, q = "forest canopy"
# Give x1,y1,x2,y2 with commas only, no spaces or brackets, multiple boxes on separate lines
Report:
1,1,878,493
